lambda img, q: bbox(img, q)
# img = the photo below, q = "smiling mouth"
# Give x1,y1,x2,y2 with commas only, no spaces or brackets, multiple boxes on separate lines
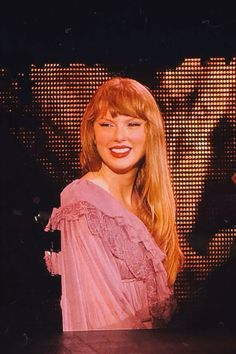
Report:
110,147,131,153
109,147,131,158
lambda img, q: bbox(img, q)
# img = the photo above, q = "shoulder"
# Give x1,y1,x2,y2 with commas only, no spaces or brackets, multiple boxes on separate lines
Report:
60,176,108,207
60,179,87,206
80,172,109,191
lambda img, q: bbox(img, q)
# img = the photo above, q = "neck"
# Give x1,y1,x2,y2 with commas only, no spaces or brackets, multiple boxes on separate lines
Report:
95,165,138,211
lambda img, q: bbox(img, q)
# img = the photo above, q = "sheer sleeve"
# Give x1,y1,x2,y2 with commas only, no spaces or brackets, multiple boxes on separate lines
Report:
45,204,146,331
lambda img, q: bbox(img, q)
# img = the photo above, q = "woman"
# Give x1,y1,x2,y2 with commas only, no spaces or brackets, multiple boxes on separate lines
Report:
44,77,183,331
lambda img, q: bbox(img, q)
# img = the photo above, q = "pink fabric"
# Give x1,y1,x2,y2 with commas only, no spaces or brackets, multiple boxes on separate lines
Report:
44,179,175,331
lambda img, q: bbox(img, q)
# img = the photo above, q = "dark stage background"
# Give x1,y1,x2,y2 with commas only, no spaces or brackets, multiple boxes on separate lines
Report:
0,2,236,339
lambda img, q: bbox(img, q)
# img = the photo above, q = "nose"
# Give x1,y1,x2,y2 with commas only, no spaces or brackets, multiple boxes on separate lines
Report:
113,124,127,142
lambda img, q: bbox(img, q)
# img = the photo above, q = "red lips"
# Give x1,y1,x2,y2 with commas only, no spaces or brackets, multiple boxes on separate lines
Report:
109,146,132,158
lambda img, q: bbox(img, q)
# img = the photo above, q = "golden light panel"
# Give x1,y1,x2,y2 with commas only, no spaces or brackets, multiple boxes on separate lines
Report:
1,58,235,306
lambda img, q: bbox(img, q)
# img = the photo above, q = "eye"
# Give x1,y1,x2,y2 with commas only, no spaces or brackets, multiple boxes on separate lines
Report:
99,122,114,127
128,121,142,127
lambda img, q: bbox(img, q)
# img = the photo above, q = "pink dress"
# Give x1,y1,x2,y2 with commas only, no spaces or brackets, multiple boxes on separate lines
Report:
44,179,175,331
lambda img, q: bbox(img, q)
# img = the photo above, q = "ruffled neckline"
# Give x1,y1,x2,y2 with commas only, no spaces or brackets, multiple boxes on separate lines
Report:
64,178,148,232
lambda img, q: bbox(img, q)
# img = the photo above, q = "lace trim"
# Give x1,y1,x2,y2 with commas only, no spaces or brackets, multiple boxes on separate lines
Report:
45,201,173,322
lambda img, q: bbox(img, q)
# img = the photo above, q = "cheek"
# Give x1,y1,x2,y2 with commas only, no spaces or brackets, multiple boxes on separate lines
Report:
95,129,112,146
133,130,146,146
136,132,146,155
94,128,101,145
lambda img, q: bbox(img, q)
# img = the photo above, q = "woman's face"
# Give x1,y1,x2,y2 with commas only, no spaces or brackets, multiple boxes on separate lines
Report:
93,112,146,174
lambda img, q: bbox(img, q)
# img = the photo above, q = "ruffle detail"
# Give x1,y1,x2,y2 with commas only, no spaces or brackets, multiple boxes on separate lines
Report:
45,200,173,323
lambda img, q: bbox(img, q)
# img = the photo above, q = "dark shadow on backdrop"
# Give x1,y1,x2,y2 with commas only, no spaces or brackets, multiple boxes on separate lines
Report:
180,115,236,330
172,239,236,330
189,116,236,255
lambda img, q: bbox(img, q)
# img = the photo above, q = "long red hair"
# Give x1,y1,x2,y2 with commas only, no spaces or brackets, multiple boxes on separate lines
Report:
80,77,184,284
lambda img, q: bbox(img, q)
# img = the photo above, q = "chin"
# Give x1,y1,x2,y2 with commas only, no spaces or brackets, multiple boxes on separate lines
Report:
101,156,145,175
106,163,139,175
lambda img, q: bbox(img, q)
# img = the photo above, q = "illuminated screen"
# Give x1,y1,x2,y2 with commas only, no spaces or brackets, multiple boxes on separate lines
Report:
1,58,235,312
